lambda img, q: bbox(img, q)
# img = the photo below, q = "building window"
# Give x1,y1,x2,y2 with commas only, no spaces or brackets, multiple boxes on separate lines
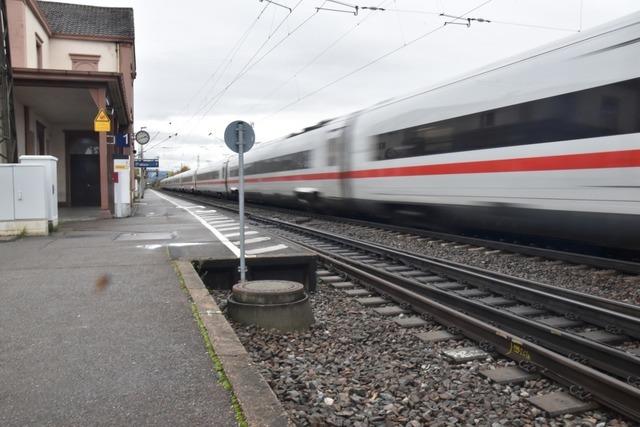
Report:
35,34,43,69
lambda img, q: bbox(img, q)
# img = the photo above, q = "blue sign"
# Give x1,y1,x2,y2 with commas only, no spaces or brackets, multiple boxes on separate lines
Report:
135,159,159,168
116,133,130,148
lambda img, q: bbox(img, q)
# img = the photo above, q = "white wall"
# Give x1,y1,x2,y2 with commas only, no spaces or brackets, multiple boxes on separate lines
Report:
24,8,49,68
49,39,119,72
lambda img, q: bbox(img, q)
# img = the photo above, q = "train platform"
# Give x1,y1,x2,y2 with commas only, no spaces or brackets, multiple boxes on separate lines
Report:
0,189,310,426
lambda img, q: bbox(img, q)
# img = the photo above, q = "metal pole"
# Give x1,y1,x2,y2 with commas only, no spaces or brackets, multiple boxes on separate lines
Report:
140,142,145,199
238,123,246,282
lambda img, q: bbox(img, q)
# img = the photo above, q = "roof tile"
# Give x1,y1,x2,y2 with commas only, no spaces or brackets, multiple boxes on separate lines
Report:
37,1,134,39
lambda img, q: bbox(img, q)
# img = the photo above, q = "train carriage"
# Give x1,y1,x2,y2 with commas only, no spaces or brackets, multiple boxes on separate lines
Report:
162,11,640,251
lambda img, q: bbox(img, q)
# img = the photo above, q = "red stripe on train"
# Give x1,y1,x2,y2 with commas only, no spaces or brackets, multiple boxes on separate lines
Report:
208,149,640,185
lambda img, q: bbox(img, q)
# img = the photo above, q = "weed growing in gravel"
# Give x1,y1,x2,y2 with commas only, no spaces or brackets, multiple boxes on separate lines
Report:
173,262,248,427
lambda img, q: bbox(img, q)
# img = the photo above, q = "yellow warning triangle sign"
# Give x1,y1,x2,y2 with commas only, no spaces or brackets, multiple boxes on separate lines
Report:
95,109,110,122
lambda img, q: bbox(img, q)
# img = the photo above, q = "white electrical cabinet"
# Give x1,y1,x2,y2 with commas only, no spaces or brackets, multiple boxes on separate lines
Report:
0,166,14,221
0,163,50,236
19,155,59,227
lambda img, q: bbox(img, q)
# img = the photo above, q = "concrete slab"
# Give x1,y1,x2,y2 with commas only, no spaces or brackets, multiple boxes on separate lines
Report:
415,330,460,343
480,366,537,384
506,305,546,317
356,296,387,306
373,305,409,316
334,251,360,256
385,265,412,272
394,316,428,328
321,275,345,283
442,346,490,362
433,281,465,290
455,288,491,298
577,329,627,344
352,255,375,261
477,296,517,307
527,391,598,416
371,263,391,268
400,270,428,277
330,281,356,289
415,275,446,283
537,316,583,328
344,288,372,297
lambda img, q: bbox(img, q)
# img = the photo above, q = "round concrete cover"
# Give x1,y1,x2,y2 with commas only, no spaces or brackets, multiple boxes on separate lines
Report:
232,280,305,305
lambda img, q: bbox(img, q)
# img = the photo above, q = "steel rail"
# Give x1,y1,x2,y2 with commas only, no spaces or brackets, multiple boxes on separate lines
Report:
388,245,640,319
274,224,640,381
167,191,640,274
309,250,640,422
165,191,640,420
268,218,640,340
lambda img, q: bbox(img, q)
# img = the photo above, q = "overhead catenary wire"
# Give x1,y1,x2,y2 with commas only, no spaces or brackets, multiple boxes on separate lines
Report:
179,2,270,117
191,0,306,122
260,0,495,121
170,2,271,141
186,0,328,135
247,0,388,114
318,4,580,32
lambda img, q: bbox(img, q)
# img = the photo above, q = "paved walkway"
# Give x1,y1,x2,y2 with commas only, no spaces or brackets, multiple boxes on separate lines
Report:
0,192,237,426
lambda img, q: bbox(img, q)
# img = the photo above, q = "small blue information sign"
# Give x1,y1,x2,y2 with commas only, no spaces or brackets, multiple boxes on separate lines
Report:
134,159,159,168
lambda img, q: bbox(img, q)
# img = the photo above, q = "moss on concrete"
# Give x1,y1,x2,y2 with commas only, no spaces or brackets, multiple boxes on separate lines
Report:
173,261,248,427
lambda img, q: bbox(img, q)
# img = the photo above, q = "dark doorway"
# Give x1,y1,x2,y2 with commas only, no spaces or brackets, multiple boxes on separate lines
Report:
66,131,100,206
69,155,100,206
36,121,45,155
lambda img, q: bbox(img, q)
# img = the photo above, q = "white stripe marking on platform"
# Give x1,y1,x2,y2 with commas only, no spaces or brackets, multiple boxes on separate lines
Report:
207,219,236,225
232,236,271,245
152,190,240,257
246,244,288,255
224,230,258,238
216,226,239,232
195,210,217,213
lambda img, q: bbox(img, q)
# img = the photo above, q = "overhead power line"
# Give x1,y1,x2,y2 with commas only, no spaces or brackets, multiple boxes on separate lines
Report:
248,0,388,114
193,0,329,126
260,0,495,121
172,2,271,140
180,2,270,116
182,0,308,138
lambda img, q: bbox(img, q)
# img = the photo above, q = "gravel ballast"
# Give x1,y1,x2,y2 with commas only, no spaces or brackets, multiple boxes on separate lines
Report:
212,284,632,426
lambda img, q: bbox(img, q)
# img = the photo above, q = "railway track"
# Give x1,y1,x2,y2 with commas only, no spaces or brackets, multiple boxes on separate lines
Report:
165,191,640,421
166,191,640,275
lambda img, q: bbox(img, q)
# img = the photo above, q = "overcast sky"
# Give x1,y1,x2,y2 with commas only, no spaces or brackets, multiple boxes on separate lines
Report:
50,0,640,170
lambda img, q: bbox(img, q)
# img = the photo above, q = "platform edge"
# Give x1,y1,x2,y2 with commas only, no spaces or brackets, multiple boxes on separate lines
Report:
174,260,291,427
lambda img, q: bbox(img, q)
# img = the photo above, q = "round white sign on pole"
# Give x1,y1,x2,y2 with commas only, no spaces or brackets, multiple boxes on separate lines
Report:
224,121,255,153
135,130,151,145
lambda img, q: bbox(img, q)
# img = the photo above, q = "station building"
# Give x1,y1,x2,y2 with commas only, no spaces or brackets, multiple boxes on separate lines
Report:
6,0,135,215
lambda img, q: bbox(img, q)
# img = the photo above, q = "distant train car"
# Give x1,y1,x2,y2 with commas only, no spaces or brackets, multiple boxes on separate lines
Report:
162,12,640,251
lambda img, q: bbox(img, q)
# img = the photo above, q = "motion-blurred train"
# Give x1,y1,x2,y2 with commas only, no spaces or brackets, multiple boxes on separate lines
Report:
162,12,640,252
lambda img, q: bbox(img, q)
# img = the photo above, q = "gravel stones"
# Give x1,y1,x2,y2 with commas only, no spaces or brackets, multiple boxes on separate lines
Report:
210,284,631,426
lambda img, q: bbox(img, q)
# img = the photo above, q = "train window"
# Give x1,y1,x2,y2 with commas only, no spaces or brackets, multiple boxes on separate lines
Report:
373,77,640,160
199,170,220,180
229,167,238,177
244,150,311,175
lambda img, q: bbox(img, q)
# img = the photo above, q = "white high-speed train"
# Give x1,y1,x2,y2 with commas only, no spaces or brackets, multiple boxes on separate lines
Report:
162,12,640,251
